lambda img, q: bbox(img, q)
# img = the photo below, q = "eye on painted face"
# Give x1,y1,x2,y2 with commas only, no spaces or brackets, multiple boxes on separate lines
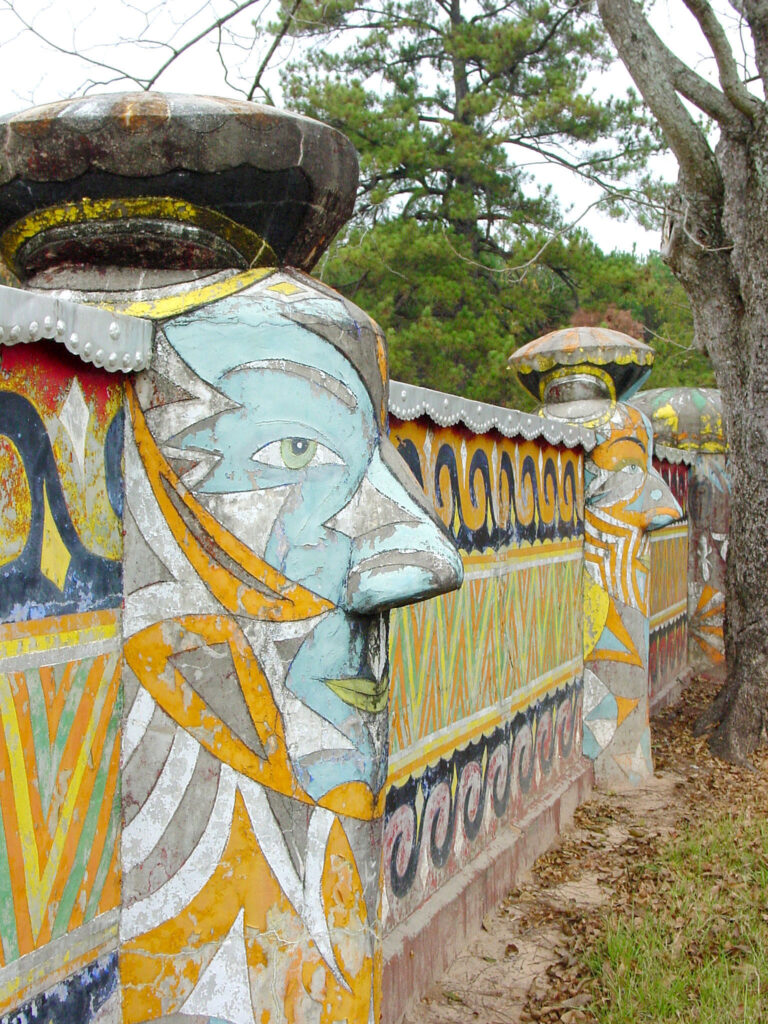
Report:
585,405,681,530
161,280,463,799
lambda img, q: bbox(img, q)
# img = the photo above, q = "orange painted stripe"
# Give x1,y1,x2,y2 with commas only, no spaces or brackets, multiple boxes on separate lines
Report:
36,657,119,945
43,660,78,743
69,698,121,930
0,609,118,646
96,841,120,917
8,671,51,868
43,656,107,837
0,713,34,955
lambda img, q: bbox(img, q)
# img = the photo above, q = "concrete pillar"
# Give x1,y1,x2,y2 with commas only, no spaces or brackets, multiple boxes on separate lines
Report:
630,387,730,671
509,328,681,787
0,93,462,1024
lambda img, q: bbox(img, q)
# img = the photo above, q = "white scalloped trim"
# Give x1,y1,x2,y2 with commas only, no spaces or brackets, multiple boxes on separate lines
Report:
654,444,697,465
0,285,154,372
388,380,596,449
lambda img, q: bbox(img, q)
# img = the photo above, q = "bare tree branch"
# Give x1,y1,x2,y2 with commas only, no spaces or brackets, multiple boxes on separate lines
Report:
247,0,305,101
682,0,760,117
742,0,768,88
0,0,279,95
0,0,145,88
145,0,265,90
597,0,723,200
438,197,610,283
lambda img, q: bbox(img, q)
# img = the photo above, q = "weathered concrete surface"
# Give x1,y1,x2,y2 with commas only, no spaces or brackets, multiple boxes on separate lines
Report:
382,759,594,1024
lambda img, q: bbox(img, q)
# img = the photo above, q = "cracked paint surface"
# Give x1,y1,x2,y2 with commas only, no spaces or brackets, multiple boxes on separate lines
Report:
120,268,463,1024
0,343,123,1019
581,403,681,786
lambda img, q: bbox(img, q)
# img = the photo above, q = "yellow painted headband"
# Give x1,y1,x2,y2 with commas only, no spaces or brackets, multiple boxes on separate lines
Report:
101,266,278,321
0,196,277,287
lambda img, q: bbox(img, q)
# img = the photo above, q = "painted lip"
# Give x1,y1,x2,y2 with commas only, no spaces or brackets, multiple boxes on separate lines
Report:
325,676,389,713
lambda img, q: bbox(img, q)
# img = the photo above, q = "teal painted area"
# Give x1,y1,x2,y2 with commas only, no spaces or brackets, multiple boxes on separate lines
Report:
164,299,374,415
641,728,652,765
23,667,54,811
586,693,618,723
165,309,378,608
159,281,463,802
287,610,383,796
85,782,120,923
595,626,631,655
582,724,601,760
622,367,651,400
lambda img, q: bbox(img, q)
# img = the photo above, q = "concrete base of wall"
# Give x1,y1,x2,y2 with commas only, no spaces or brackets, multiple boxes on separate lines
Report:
650,667,694,717
381,759,594,1024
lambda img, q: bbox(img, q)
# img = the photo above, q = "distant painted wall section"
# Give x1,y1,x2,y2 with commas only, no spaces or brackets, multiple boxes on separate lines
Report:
347,385,599,1024
0,342,123,1022
581,404,681,785
630,389,730,674
687,454,730,668
648,458,690,709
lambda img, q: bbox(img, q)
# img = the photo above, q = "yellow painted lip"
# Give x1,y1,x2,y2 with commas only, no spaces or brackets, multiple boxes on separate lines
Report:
325,677,389,714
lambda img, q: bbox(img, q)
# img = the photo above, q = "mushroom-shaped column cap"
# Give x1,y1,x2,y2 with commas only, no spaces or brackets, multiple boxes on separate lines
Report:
0,92,359,278
509,326,654,406
630,387,726,452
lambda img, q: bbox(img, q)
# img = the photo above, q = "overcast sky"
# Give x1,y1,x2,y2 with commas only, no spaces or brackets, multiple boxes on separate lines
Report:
0,0,750,255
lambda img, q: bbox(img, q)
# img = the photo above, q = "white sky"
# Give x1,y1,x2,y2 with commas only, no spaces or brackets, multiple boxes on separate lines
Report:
0,0,751,256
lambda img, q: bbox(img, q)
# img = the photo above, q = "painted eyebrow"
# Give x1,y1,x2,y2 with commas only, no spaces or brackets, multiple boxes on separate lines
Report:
605,436,646,455
224,359,358,410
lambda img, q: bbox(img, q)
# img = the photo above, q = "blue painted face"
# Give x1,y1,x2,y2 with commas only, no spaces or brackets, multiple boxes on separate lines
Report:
161,275,463,798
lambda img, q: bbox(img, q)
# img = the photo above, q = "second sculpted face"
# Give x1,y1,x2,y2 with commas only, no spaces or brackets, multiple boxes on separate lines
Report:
584,403,681,611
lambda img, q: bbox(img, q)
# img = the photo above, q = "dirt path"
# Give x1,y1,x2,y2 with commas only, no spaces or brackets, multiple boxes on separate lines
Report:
401,672,767,1024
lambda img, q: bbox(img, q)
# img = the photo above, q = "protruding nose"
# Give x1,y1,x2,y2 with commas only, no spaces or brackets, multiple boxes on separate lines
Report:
326,439,464,614
639,470,682,530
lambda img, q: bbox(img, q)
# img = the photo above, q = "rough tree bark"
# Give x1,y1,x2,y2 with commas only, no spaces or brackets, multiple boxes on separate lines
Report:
596,0,768,762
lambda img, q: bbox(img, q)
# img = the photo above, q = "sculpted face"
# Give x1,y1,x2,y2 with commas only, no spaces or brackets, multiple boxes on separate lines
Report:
584,404,680,612
586,405,679,531
139,272,463,799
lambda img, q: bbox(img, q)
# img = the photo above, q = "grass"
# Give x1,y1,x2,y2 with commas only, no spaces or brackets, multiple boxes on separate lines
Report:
585,812,768,1023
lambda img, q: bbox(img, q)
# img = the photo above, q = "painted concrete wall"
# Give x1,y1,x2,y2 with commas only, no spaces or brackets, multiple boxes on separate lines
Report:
629,388,729,674
648,458,690,710
687,454,730,669
378,408,593,1022
0,91,466,1024
385,416,586,930
0,348,729,1024
0,91,733,1024
0,342,123,1022
117,270,464,1024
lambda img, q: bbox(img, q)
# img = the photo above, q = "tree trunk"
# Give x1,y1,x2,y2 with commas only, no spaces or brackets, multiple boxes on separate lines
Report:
595,0,768,762
668,128,768,762
710,402,768,760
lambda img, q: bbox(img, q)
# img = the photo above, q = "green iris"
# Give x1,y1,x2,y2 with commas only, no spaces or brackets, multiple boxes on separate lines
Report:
280,437,317,469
